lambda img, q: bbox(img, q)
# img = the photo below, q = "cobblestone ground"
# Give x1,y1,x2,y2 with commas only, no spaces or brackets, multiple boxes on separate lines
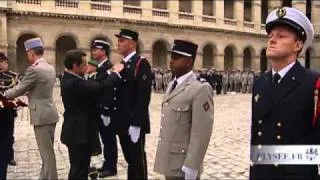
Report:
7,87,251,179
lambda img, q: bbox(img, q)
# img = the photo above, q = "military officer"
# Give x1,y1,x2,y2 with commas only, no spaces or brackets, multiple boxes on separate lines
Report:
250,7,320,179
0,53,19,178
90,39,120,178
247,71,254,94
222,71,229,94
154,40,214,180
0,53,19,168
3,37,59,179
114,28,152,179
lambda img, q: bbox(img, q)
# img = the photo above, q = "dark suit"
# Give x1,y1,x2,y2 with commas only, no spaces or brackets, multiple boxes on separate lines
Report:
115,53,152,179
250,62,320,179
95,60,119,173
60,71,120,179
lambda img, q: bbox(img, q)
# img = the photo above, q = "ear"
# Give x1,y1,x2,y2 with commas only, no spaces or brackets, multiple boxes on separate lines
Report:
72,63,77,70
294,40,303,52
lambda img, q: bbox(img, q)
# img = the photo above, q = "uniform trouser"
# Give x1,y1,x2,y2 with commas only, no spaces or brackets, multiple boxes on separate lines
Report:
222,84,228,94
67,143,91,180
242,84,247,93
34,124,58,180
216,85,222,94
0,137,10,179
118,133,147,179
98,120,118,172
8,117,14,162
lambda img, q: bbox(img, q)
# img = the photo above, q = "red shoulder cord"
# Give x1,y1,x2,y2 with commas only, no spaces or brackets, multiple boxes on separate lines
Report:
313,77,320,127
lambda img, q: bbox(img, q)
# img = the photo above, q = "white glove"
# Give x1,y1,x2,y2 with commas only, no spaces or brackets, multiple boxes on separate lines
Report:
182,166,198,180
101,115,110,127
128,125,141,143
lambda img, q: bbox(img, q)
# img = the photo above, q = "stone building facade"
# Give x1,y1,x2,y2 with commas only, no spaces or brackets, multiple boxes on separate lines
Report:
0,0,319,75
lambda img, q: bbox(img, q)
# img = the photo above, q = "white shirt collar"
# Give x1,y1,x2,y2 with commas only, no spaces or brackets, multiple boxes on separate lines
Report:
98,57,109,68
123,51,136,63
66,70,84,80
272,61,296,80
174,70,193,88
32,57,46,66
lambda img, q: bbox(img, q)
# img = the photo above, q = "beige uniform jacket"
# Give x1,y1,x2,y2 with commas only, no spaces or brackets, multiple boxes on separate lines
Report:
5,58,59,126
154,73,214,177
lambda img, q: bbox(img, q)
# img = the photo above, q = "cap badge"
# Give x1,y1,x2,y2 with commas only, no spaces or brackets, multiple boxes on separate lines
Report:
276,8,286,18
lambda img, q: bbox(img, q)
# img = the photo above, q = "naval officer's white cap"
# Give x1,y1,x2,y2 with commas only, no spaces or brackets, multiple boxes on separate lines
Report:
24,37,44,51
266,7,314,51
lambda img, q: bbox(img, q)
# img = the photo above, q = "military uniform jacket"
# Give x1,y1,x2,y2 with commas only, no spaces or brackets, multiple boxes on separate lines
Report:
250,62,320,179
5,58,59,126
154,73,214,177
60,71,120,146
0,70,19,137
115,53,152,135
94,60,118,119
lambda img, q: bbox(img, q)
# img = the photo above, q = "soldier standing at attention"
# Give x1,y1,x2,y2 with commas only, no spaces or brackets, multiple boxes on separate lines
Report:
114,29,152,179
154,40,214,180
0,53,19,178
90,39,120,178
250,7,320,179
0,53,19,167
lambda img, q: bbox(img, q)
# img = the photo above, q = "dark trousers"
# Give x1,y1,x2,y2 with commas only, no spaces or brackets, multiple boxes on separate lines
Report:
0,137,10,180
118,133,147,179
67,143,91,180
216,85,222,94
98,120,118,172
8,118,14,162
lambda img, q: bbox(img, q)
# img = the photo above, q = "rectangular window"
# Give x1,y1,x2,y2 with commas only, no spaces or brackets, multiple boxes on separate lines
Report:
203,0,214,16
244,0,252,22
153,0,167,10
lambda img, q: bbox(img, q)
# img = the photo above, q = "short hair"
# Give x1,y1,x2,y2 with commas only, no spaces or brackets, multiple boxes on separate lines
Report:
64,50,86,70
30,47,44,56
0,52,8,62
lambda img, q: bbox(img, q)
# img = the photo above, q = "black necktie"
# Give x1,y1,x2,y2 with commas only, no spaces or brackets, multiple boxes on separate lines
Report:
273,73,281,86
169,80,178,94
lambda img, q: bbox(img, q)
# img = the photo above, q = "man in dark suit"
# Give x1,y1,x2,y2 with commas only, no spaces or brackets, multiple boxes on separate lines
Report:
60,50,123,179
114,29,152,179
91,39,119,178
250,7,320,179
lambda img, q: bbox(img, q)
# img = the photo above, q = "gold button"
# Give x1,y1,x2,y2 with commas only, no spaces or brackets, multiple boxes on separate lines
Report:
258,131,262,136
277,122,282,127
258,120,263,124
182,149,185,153
165,103,168,106
277,135,281,140
162,114,165,117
